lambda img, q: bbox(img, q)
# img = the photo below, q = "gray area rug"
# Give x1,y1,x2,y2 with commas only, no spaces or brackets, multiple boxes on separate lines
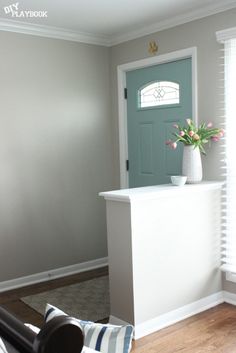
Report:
21,276,110,322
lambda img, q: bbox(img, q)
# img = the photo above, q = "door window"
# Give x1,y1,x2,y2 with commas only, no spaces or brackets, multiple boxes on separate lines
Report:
139,81,180,108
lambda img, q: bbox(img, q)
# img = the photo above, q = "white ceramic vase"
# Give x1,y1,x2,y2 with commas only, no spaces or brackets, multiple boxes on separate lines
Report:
182,145,202,184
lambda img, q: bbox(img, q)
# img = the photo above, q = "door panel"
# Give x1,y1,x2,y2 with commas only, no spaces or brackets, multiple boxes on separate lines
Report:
126,58,192,187
139,123,154,175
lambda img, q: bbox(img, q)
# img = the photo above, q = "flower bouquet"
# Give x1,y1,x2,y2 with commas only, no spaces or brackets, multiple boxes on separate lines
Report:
165,119,224,154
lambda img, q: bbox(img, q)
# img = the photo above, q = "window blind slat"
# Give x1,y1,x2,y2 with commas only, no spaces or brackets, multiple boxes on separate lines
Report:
220,38,236,274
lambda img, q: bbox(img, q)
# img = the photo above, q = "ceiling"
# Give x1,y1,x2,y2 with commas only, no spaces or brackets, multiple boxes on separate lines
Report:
0,0,236,45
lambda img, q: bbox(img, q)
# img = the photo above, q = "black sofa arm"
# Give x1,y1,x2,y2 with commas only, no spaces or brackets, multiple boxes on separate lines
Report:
0,306,84,353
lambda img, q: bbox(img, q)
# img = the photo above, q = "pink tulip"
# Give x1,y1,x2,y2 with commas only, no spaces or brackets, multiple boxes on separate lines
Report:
220,128,225,135
171,142,177,149
211,136,219,142
179,131,185,136
165,140,172,145
189,130,194,137
186,119,191,125
218,131,224,138
173,124,178,129
207,122,213,128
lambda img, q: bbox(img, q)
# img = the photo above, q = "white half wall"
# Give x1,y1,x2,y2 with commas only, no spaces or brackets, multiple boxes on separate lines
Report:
101,182,222,337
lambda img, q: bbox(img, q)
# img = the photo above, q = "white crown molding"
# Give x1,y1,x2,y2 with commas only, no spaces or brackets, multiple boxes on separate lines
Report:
0,257,108,292
0,0,236,47
110,0,236,46
216,26,236,42
0,18,111,46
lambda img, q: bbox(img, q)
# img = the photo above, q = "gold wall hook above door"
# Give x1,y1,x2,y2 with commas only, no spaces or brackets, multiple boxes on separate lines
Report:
148,41,158,55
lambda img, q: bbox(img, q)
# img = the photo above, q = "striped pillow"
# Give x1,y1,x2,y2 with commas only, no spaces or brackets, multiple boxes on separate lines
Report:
0,338,8,353
45,304,134,353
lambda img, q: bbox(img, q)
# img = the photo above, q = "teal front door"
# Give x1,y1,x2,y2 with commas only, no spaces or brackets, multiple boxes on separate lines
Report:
126,58,192,187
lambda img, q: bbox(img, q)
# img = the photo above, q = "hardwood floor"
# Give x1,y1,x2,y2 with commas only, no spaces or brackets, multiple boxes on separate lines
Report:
132,303,236,353
1,268,236,353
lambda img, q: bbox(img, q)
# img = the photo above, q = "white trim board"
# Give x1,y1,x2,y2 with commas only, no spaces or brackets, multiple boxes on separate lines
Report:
0,257,108,293
0,19,110,46
216,26,236,43
110,291,224,339
0,1,236,46
109,291,236,339
117,47,198,189
111,1,236,45
225,272,236,283
224,290,236,305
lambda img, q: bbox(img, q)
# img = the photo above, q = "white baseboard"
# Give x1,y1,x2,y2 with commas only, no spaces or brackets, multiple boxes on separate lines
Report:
0,257,108,293
134,291,224,339
109,292,224,339
223,290,236,305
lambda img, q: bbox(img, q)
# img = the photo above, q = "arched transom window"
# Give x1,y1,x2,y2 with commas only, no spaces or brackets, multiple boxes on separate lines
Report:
139,81,180,108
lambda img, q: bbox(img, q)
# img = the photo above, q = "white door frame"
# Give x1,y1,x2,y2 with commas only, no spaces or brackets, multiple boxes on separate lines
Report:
117,47,198,189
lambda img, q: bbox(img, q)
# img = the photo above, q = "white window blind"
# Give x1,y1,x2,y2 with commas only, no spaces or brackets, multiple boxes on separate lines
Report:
216,28,236,273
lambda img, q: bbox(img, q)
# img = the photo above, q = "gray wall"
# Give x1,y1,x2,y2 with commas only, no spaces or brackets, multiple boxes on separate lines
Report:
0,31,113,281
109,9,236,292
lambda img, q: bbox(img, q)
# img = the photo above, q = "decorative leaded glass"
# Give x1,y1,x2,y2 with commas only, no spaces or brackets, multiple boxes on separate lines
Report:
139,81,180,108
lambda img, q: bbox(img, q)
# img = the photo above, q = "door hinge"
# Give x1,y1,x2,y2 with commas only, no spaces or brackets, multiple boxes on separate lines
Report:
126,159,129,171
124,88,128,99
